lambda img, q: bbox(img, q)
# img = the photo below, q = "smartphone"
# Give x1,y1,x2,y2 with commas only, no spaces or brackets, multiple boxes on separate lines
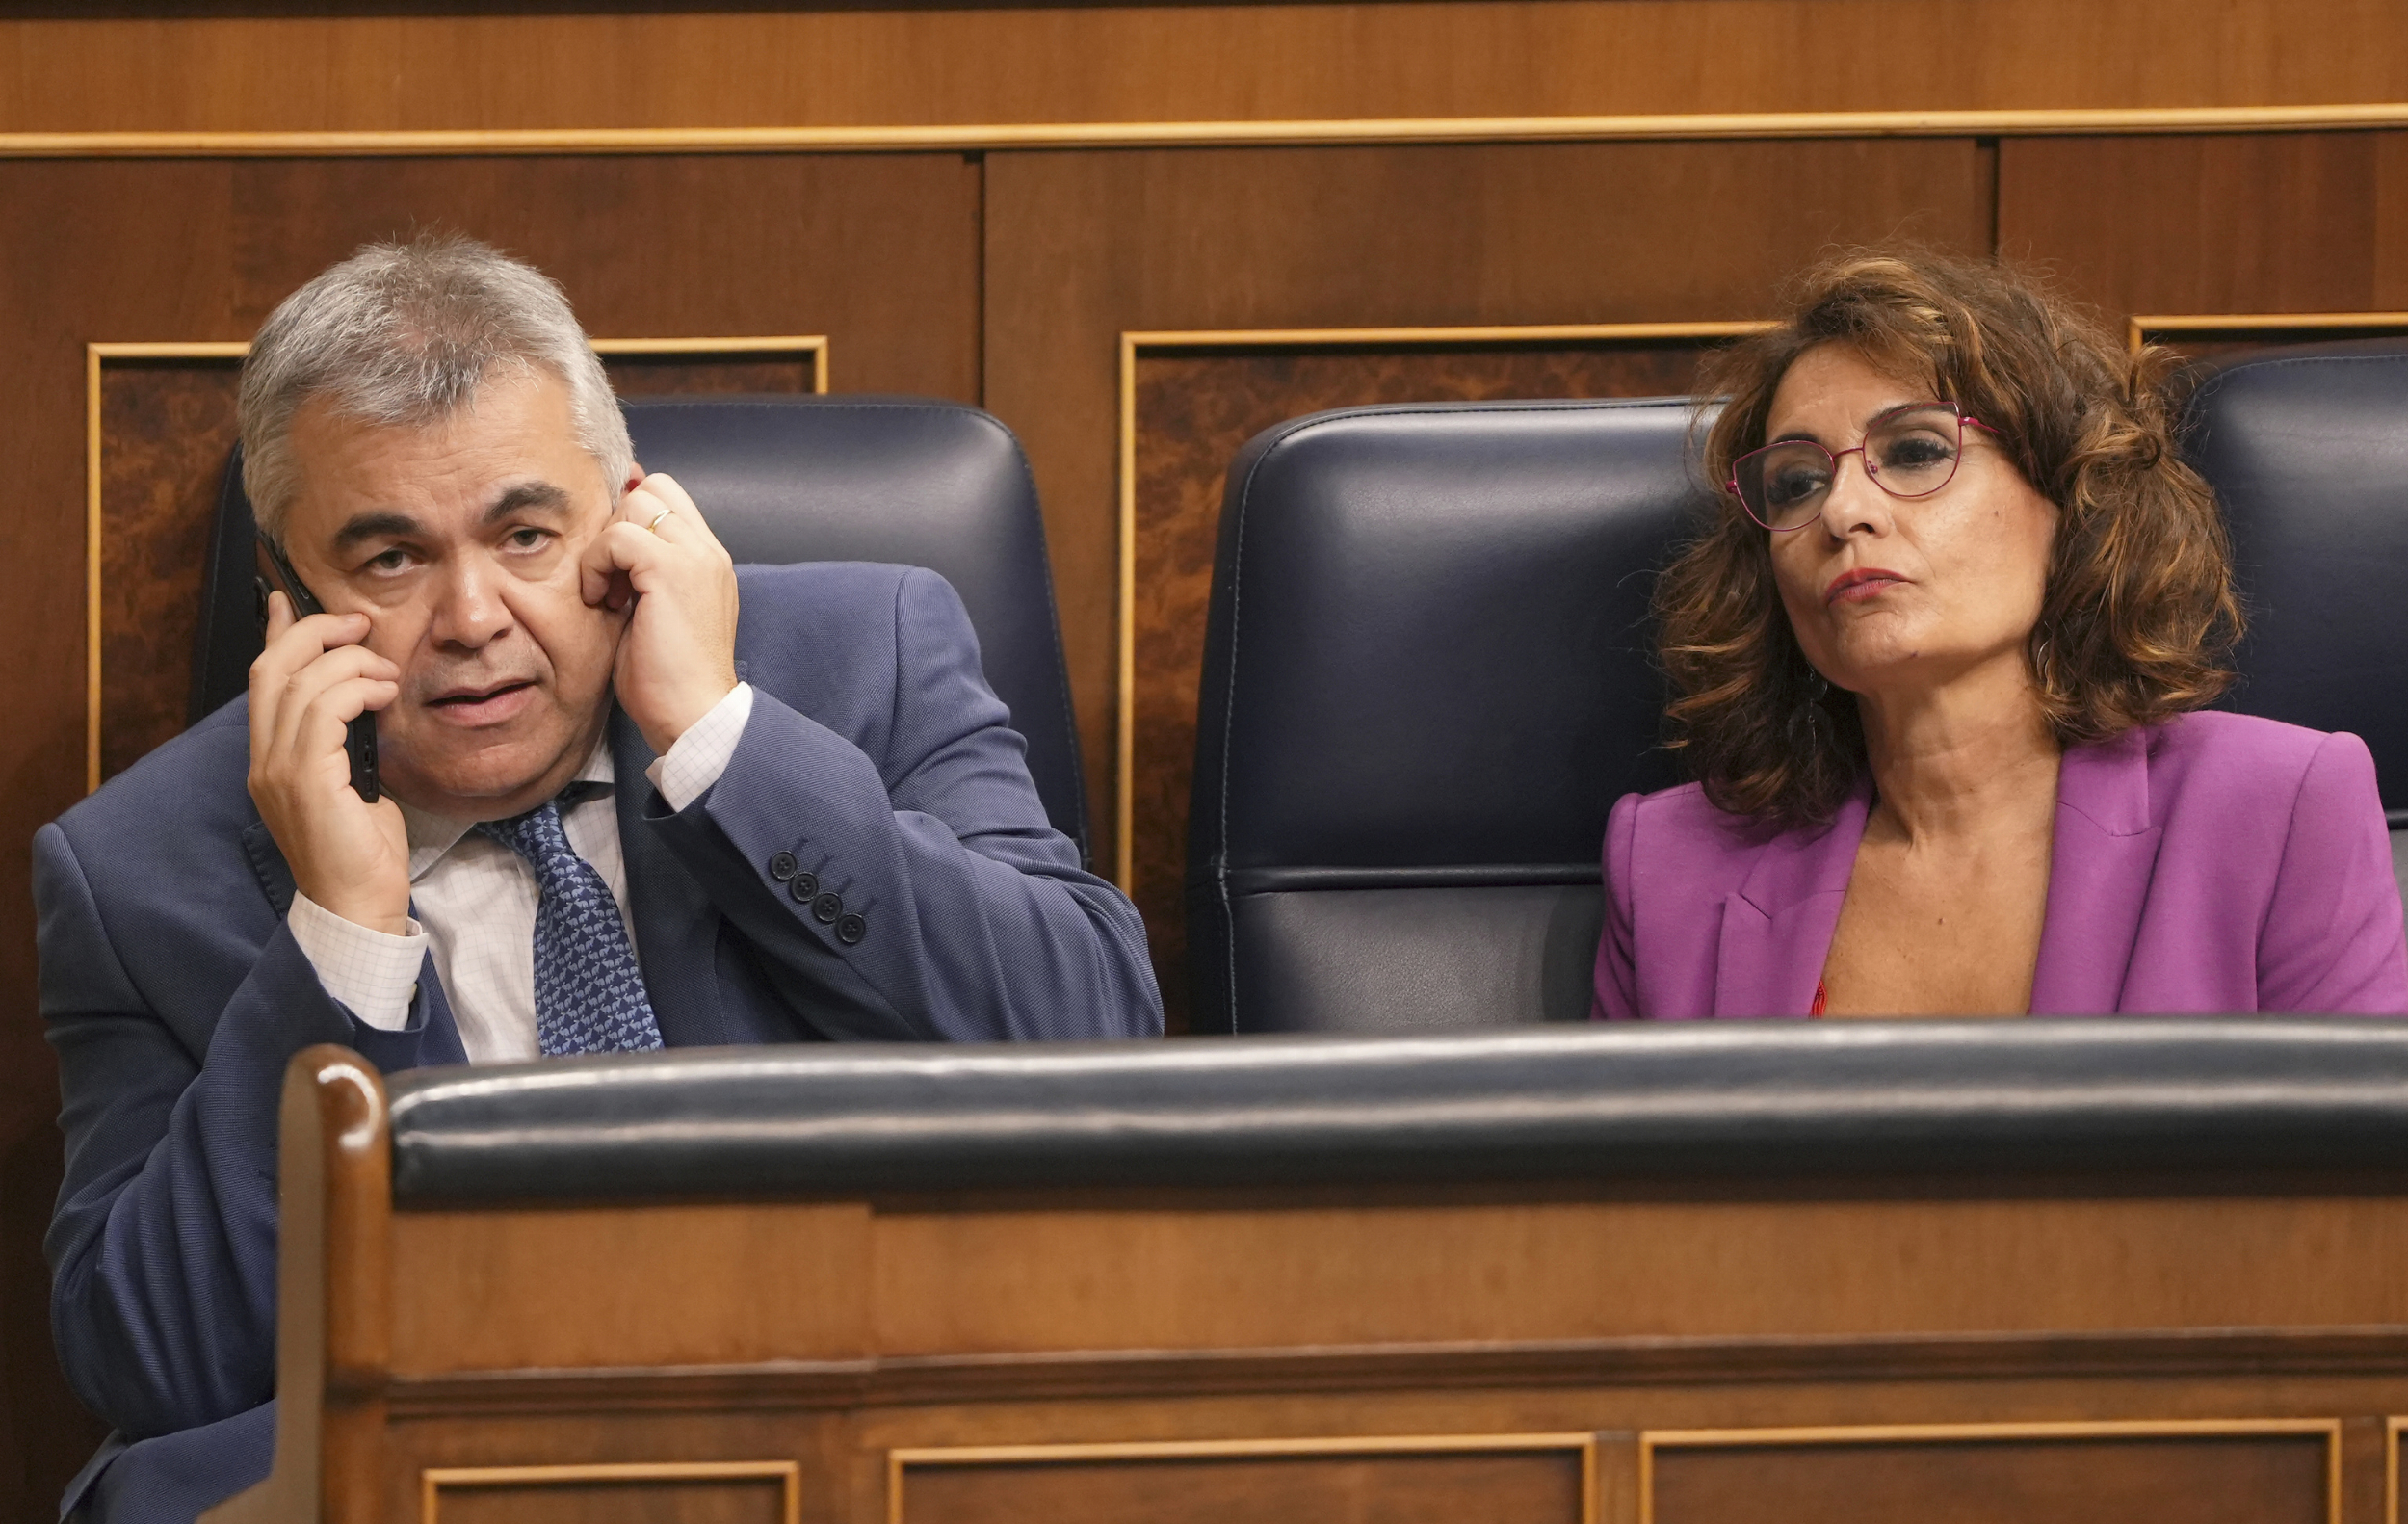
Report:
254,535,380,802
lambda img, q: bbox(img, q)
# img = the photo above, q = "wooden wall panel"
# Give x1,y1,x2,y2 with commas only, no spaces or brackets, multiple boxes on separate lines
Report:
95,355,242,780
429,1470,795,1524
0,151,975,1515
895,1443,1589,1524
1,0,2404,134
985,137,1993,879
1645,1429,2332,1524
1129,338,1731,1027
1998,132,2408,317
1648,1429,2331,1524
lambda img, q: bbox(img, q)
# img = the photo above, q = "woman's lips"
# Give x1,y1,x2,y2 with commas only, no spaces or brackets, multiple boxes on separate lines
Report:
1826,568,1907,605
425,681,537,726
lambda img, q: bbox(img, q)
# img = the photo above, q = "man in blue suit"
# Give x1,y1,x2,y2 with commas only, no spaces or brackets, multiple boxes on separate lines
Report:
35,235,1161,1521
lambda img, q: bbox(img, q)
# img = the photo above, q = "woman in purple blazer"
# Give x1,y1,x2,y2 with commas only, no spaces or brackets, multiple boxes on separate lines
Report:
1594,250,2408,1019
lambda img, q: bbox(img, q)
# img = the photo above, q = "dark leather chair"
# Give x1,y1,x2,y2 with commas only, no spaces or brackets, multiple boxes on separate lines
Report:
192,395,1090,861
1186,398,1707,1034
2179,338,2408,896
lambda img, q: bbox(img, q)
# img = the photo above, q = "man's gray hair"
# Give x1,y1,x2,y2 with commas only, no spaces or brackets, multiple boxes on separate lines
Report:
238,233,633,539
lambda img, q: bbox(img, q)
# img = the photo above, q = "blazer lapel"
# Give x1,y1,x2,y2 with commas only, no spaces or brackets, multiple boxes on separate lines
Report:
240,817,469,1064
2029,728,2164,1014
611,706,730,1047
1713,782,1871,1016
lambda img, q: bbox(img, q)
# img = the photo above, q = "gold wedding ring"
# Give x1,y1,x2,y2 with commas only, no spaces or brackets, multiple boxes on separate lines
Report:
645,507,673,534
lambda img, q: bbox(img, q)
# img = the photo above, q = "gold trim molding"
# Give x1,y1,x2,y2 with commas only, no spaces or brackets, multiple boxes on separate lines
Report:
422,1460,802,1524
9,104,2408,159
2130,310,2408,352
85,334,828,792
2390,1414,2405,1524
1638,1418,2344,1524
1112,320,1767,890
888,1432,1599,1524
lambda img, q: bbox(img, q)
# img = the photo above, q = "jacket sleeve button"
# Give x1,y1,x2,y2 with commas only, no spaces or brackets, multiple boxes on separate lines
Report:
769,851,798,881
835,913,866,946
811,892,845,924
788,871,820,903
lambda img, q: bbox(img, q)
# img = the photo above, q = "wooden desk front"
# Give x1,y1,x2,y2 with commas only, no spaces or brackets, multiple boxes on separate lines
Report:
209,1039,2408,1524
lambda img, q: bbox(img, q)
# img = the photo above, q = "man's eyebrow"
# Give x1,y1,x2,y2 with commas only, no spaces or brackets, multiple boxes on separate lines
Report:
484,482,572,524
330,512,425,552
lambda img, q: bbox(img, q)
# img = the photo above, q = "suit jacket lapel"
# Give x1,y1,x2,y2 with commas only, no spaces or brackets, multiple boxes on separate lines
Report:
611,705,729,1047
240,817,469,1065
2029,728,2164,1014
1713,782,1871,1016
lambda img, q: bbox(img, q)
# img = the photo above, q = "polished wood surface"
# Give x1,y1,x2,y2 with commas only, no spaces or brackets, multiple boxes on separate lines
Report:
1999,133,2408,316
209,1053,2408,1524
2,1,2404,136
390,1203,868,1375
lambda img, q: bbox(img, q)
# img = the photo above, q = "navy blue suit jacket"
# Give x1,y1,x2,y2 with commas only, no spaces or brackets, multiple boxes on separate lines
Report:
35,563,1161,1521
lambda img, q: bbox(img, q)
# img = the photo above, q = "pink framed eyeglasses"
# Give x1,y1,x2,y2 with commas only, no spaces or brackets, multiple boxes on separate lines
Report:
1729,403,2002,532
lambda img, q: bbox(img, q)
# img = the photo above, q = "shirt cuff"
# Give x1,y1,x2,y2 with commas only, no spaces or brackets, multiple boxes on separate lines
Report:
646,682,754,813
289,892,428,1032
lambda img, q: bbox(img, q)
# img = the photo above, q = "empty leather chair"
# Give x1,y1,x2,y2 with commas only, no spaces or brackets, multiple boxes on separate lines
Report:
191,395,1090,861
2180,339,2408,897
1187,398,1708,1034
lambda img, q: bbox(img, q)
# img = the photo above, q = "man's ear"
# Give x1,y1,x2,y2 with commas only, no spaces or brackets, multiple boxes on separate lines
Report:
623,460,644,494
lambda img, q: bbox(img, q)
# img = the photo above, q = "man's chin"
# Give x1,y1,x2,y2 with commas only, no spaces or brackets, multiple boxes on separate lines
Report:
380,733,589,821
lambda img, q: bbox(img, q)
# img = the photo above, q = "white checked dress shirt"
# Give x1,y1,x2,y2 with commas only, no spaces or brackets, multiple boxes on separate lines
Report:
287,684,755,1064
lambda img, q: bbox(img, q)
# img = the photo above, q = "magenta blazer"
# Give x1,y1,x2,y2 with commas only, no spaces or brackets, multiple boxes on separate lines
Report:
1593,711,2408,1017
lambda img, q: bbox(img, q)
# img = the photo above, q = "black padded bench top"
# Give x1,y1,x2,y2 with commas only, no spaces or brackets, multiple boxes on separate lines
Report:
380,1021,2408,1203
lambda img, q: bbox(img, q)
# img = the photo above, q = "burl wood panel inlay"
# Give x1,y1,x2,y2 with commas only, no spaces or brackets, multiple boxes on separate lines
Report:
1129,340,1725,1029
898,1447,1586,1524
95,356,245,782
1647,1432,2331,1524
92,349,822,784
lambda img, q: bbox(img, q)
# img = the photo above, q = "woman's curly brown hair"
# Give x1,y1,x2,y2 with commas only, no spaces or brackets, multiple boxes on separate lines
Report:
1658,247,2242,827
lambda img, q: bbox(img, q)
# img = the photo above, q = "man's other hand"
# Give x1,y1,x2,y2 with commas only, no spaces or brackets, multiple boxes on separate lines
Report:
247,592,410,934
582,470,741,756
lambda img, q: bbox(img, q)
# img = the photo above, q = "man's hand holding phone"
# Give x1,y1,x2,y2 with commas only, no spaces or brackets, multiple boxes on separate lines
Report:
247,594,411,935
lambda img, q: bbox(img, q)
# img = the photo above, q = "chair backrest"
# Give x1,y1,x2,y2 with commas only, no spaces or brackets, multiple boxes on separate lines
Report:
2179,339,2408,894
192,395,1090,861
1186,398,1708,1034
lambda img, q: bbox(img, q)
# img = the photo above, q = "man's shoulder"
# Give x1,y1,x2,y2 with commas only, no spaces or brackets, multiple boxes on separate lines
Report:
53,698,256,855
732,561,977,682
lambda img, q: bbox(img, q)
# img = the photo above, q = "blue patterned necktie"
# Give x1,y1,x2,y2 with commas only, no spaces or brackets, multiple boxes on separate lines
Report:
476,795,665,1057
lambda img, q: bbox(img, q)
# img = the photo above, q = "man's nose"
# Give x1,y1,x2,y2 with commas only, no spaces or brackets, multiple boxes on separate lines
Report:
428,559,515,649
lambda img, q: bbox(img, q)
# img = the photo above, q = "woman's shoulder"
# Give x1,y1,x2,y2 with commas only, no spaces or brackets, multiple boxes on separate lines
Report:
2140,710,2372,787
1607,778,1797,873
2107,711,2380,834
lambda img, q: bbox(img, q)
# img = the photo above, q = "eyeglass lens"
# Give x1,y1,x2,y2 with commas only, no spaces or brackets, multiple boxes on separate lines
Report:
1735,407,1968,531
